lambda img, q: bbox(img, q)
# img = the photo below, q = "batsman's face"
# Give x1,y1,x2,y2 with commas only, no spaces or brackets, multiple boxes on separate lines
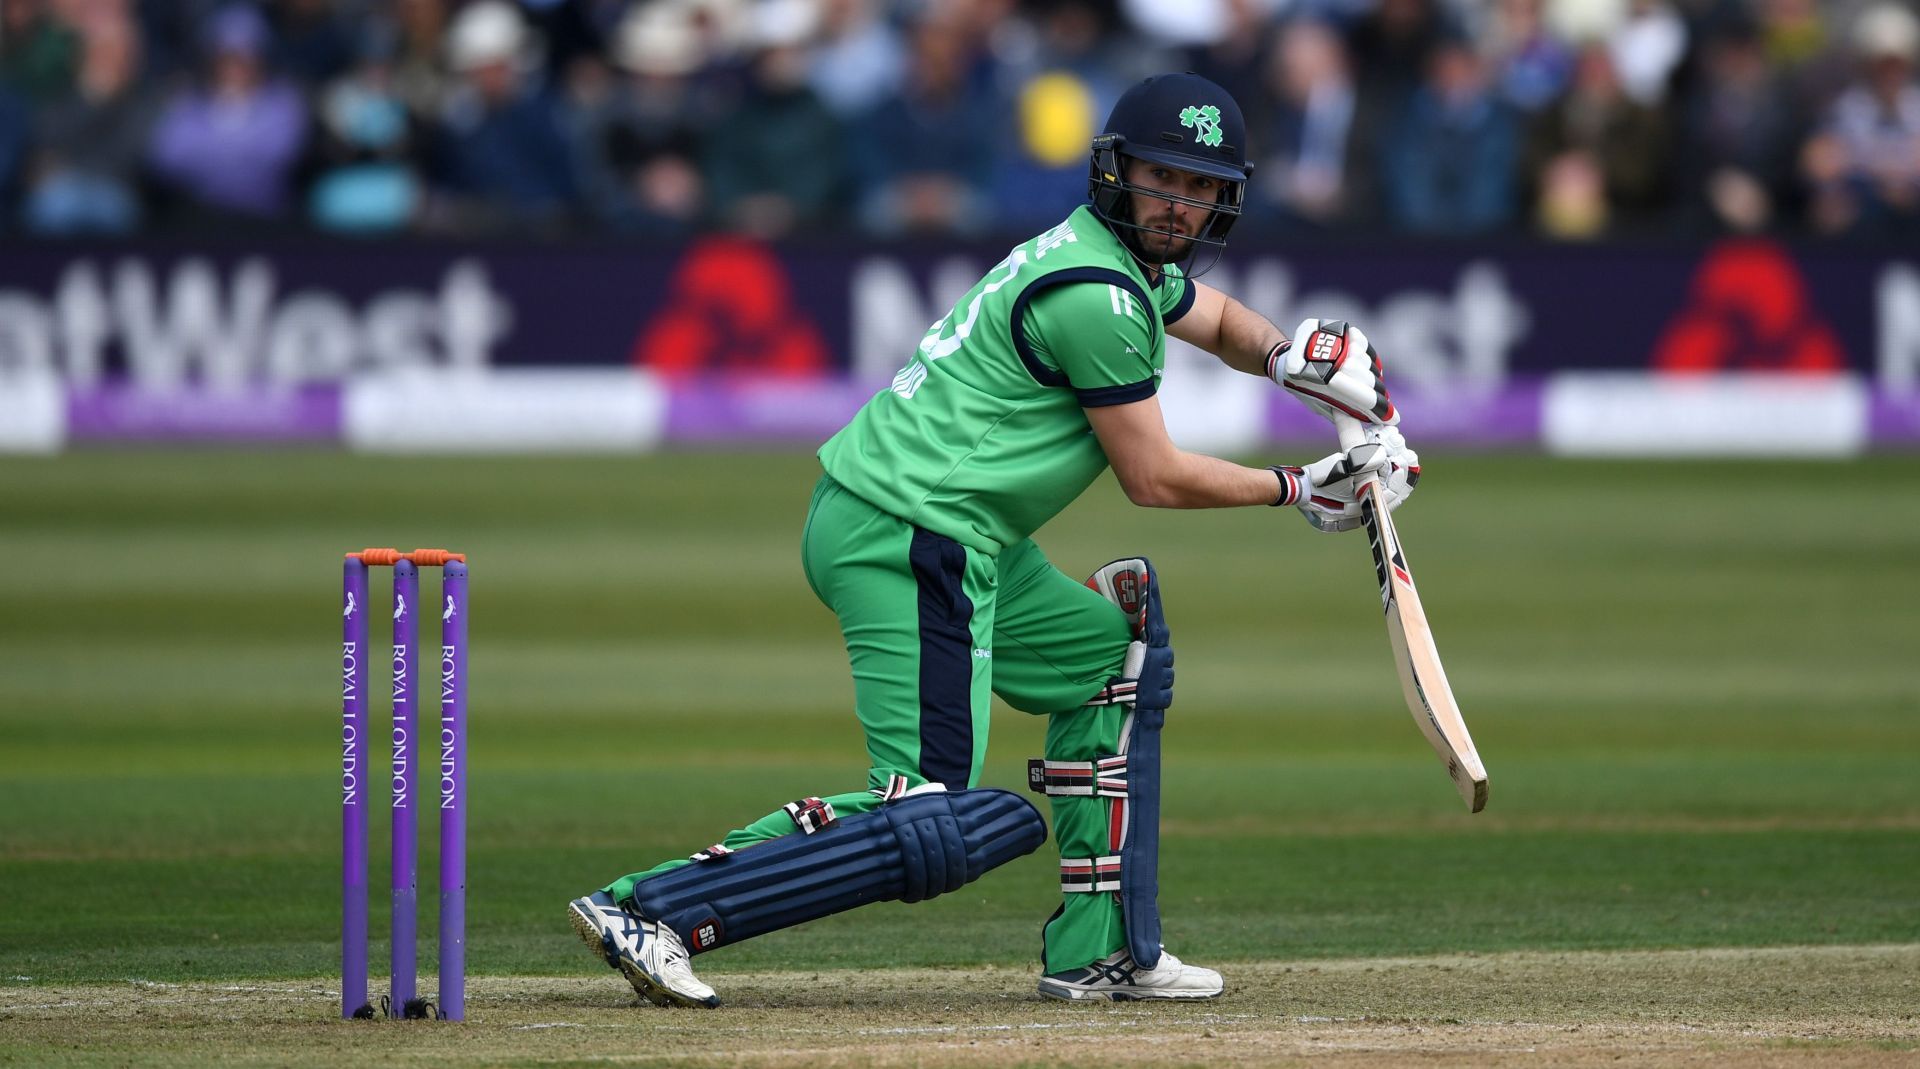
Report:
1124,157,1219,263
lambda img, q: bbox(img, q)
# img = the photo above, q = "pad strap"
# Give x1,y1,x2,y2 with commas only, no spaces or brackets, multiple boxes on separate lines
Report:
1060,856,1124,894
1027,756,1128,798
783,797,837,834
1085,640,1151,707
1084,679,1137,706
689,843,734,862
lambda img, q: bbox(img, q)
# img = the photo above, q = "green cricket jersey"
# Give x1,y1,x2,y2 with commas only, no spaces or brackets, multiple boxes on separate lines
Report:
819,206,1196,554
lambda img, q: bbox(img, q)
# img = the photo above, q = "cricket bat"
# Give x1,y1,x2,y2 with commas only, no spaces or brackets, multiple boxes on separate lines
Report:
1336,417,1489,812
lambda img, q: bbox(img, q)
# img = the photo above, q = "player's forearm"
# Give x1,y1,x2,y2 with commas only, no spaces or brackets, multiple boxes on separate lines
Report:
1116,449,1285,510
1089,395,1291,510
1213,295,1287,378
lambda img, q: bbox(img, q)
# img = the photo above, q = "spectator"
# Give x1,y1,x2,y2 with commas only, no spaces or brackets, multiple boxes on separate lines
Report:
0,0,1906,242
1019,0,1140,93
989,0,1136,229
520,0,627,83
0,87,26,223
588,1,712,235
1674,14,1800,234
1801,3,1920,236
425,0,579,233
21,10,157,234
1524,44,1669,237
1759,0,1831,70
1484,0,1573,114
852,7,995,235
703,0,846,237
390,0,455,121
1608,0,1688,105
1381,35,1519,235
1181,0,1277,133
1756,0,1851,109
808,0,905,119
556,38,619,223
308,25,425,233
1255,18,1371,230
991,70,1103,229
1118,0,1244,51
128,0,210,86
1349,0,1456,116
0,0,79,103
147,5,309,225
273,0,359,85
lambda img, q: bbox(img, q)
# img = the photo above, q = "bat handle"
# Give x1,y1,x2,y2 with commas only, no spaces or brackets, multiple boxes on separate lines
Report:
1333,414,1367,452
1332,415,1385,496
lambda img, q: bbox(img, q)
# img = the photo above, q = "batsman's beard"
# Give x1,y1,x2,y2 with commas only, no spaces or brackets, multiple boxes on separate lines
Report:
1132,223,1195,265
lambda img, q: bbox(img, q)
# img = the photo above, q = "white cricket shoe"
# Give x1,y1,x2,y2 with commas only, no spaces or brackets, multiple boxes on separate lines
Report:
567,891,720,1008
1037,947,1224,1002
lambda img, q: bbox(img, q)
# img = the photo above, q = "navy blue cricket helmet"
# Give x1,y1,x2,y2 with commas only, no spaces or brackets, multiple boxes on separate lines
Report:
1088,72,1254,276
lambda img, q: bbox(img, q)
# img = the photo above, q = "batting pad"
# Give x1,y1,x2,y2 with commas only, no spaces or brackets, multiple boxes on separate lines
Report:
630,788,1047,954
1118,564,1172,971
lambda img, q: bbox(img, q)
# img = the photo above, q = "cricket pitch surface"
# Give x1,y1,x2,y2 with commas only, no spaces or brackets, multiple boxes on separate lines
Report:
5,944,1914,1067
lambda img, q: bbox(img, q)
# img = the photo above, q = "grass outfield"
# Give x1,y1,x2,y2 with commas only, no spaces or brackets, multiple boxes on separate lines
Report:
1,451,1916,1060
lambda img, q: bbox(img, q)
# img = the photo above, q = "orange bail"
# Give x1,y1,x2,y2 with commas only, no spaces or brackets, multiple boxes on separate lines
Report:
346,548,467,566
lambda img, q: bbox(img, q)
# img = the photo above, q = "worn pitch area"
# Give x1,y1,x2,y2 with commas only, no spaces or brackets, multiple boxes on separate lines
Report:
3,945,1915,1067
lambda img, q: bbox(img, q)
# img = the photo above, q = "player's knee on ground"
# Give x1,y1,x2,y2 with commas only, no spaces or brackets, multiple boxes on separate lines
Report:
629,787,1047,953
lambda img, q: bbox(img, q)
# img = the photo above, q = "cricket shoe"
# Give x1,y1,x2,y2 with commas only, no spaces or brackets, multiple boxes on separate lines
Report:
1037,947,1223,1002
567,891,720,1008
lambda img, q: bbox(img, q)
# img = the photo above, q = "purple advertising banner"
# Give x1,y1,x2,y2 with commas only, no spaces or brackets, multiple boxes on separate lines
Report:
0,237,1916,386
1264,382,1545,446
656,377,1553,448
1872,391,1920,441
665,376,878,442
35,373,1920,451
67,384,338,441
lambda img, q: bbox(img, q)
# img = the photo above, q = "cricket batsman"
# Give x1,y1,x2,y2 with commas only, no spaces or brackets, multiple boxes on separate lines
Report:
570,72,1418,1005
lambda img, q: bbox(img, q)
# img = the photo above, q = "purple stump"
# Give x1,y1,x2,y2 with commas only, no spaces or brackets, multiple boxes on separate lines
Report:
341,558,370,1019
438,559,468,1021
390,560,419,1015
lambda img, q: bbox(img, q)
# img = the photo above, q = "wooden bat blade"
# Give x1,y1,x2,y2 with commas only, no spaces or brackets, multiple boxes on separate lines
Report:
1382,567,1488,811
1361,480,1489,813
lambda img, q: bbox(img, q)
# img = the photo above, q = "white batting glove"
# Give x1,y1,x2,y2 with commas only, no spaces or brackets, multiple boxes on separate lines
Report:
1271,431,1421,533
1266,318,1398,428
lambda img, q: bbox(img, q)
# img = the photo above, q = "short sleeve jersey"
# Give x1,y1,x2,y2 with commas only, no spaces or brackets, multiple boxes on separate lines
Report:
818,206,1196,554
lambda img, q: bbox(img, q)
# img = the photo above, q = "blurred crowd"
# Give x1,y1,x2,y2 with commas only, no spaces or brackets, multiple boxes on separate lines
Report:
2,0,1919,241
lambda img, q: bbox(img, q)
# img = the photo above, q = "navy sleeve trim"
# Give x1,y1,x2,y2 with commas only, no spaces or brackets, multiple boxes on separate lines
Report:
1162,275,1197,325
1076,378,1159,407
1010,267,1155,390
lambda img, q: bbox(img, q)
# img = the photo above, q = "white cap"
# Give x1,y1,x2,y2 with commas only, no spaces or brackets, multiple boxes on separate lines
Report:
614,2,705,76
447,0,531,71
1855,2,1920,62
749,0,819,50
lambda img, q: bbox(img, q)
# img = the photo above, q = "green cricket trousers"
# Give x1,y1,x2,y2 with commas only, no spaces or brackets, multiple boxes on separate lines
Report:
608,474,1135,972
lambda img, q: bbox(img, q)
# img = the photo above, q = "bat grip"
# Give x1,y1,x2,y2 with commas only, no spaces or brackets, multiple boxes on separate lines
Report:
1333,414,1367,452
1332,414,1386,496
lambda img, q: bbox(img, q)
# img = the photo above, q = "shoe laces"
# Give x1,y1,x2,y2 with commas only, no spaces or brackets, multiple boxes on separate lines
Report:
657,931,697,980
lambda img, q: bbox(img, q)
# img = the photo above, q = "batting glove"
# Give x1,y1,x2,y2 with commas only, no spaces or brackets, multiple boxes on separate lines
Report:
1272,429,1420,534
1267,318,1398,428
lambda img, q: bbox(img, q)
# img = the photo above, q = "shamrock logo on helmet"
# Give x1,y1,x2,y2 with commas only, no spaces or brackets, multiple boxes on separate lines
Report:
1178,104,1223,148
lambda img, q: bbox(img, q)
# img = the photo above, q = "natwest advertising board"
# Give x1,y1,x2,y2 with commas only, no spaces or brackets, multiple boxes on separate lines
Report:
0,236,1916,453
